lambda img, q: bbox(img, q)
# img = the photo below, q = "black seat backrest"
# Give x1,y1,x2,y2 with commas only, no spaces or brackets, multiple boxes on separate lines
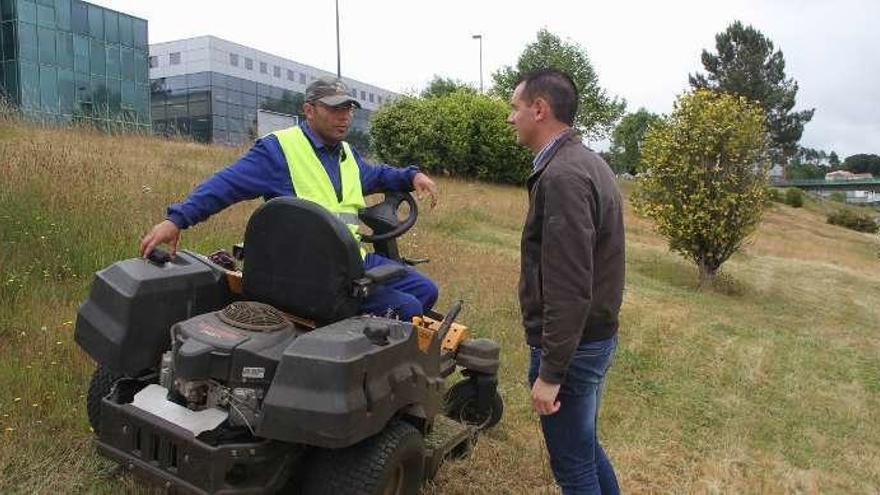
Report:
241,197,363,324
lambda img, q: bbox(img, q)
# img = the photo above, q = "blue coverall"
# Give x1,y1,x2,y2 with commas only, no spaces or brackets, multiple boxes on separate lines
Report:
166,123,438,320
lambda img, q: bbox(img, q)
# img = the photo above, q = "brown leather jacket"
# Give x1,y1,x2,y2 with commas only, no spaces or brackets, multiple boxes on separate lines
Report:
519,129,625,384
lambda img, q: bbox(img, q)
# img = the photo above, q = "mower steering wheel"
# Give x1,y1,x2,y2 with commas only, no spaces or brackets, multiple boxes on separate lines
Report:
359,192,418,243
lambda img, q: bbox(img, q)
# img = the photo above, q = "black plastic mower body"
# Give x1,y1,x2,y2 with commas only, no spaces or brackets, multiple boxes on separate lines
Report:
74,195,502,494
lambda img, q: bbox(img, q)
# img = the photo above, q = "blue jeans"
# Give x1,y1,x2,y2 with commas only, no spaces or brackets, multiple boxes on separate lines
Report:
528,336,620,495
360,253,438,320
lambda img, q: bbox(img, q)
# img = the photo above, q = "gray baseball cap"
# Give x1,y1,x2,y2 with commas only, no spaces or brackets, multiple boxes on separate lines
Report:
305,77,361,108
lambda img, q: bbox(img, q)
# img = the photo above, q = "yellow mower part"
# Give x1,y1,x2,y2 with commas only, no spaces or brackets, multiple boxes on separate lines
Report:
225,270,243,294
412,316,470,353
413,316,434,352
441,323,470,353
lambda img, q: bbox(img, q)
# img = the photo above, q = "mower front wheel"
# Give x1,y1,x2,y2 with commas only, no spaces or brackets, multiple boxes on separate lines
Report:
444,378,503,430
86,365,122,433
300,420,425,495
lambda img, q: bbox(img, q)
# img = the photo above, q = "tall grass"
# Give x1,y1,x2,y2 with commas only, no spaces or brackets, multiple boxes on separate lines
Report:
1,119,879,493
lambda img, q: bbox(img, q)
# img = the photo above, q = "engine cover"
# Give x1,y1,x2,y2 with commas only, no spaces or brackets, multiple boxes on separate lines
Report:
257,316,443,449
172,302,298,389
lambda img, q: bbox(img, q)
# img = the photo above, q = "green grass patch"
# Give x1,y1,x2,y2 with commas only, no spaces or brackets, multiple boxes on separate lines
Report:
1,120,879,493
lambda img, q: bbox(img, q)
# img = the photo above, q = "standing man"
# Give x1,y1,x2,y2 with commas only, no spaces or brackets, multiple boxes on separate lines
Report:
140,76,440,321
509,69,625,494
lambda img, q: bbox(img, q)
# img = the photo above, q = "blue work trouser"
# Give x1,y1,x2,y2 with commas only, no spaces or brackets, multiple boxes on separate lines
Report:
528,335,620,495
361,253,438,321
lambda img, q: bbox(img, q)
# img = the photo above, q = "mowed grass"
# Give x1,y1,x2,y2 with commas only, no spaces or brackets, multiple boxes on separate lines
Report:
1,118,879,494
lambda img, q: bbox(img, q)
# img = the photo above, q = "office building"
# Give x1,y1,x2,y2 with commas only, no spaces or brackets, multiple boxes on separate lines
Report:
0,0,150,130
149,36,397,145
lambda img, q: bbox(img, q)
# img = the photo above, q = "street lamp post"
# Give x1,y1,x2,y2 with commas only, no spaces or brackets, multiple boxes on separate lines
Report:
472,34,483,93
336,0,341,78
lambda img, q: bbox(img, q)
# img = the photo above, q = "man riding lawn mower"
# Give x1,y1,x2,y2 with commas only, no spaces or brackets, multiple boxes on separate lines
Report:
75,191,504,494
75,76,503,494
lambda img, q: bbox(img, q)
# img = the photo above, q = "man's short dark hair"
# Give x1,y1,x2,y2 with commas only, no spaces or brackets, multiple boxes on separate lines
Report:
517,69,579,126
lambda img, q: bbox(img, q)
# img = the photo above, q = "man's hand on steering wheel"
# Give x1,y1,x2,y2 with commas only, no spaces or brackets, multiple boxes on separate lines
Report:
412,172,438,210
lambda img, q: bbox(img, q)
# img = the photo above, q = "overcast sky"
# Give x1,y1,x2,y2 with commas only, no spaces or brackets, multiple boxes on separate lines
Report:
93,0,879,157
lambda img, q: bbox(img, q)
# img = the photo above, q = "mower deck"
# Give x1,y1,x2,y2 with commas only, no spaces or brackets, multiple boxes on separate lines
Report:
97,385,296,494
97,384,477,494
423,414,477,479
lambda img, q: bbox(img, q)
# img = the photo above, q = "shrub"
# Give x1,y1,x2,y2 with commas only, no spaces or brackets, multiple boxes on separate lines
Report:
827,209,879,234
632,89,768,284
829,191,846,203
766,187,784,203
370,91,532,184
784,187,804,207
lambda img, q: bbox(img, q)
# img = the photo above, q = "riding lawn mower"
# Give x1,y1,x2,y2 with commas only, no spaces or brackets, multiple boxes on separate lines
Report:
74,192,504,494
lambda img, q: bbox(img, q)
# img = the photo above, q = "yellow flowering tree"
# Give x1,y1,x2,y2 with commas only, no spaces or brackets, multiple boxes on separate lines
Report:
632,89,769,284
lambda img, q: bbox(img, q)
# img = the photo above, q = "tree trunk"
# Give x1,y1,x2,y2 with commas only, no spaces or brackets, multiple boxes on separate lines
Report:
698,261,717,287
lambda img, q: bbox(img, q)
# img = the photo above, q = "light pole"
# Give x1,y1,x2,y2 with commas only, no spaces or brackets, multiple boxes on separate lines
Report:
472,34,483,93
335,0,341,78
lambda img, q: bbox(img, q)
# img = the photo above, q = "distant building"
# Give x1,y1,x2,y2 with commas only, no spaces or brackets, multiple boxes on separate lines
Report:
825,170,873,181
149,36,398,145
0,0,151,131
769,164,785,182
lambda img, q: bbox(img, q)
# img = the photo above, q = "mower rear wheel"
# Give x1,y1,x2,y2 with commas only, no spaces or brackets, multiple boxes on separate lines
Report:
444,378,503,430
300,420,425,495
86,365,122,433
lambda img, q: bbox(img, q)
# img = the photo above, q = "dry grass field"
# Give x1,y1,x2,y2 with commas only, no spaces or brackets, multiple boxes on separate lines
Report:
1,118,878,493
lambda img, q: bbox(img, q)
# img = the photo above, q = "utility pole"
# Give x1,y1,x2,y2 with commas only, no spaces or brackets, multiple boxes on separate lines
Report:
336,0,341,78
472,34,483,93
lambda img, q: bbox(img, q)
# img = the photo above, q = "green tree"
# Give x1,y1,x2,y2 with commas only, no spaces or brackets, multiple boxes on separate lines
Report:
421,76,475,98
370,92,532,184
609,108,662,174
785,163,824,180
632,90,769,284
491,29,626,140
829,151,840,168
690,21,814,162
842,154,880,176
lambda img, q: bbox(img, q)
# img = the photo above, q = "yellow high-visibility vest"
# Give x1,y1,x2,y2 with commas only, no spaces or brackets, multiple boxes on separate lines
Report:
273,126,366,259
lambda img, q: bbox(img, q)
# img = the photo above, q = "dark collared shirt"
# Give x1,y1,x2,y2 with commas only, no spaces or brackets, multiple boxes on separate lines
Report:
532,129,571,169
166,122,420,229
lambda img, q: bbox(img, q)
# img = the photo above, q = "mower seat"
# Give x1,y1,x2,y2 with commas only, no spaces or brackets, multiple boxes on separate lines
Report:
241,197,403,325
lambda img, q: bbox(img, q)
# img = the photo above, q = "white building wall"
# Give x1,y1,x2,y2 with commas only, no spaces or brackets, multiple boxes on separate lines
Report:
257,109,298,136
148,35,396,111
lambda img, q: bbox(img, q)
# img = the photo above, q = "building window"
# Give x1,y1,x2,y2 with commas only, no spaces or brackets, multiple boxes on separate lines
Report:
378,96,382,104
169,52,181,65
229,53,239,67
244,57,253,70
273,65,281,78
148,56,158,68
260,62,267,74
299,73,306,84
287,69,295,81
369,93,374,103
360,90,366,100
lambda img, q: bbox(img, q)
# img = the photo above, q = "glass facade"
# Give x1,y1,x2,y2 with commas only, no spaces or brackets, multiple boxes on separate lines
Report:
0,0,150,130
151,71,372,145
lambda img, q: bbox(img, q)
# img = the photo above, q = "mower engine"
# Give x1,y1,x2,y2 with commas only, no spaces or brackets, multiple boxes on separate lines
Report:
158,301,299,431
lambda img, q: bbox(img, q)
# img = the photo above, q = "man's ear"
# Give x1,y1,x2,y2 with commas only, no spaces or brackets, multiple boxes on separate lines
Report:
533,97,551,123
